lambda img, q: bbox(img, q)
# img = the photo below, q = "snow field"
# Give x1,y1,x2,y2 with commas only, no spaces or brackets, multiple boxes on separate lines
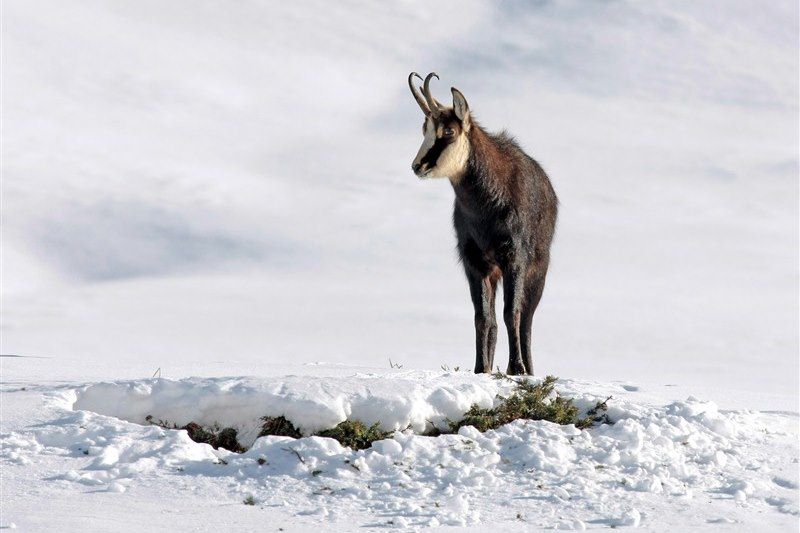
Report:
2,372,797,530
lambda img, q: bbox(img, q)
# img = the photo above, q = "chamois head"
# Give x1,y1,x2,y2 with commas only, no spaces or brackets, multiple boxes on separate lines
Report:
408,72,471,180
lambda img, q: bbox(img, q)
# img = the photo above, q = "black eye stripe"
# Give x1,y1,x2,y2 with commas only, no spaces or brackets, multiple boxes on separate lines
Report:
421,136,453,168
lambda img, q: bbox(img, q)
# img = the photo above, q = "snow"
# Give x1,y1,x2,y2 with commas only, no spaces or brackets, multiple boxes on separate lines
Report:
72,372,518,444
1,0,798,530
2,373,798,530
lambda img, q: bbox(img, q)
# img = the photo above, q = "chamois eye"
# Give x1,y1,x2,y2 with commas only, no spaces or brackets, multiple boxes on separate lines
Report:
444,127,455,137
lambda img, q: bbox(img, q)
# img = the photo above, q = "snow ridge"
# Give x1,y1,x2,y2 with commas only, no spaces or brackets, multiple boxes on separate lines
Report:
2,373,797,530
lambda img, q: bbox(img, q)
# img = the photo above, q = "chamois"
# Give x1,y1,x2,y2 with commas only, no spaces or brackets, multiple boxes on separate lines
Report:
409,72,558,376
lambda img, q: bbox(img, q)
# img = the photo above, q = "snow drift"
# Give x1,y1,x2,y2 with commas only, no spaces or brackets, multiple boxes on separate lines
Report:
4,372,797,530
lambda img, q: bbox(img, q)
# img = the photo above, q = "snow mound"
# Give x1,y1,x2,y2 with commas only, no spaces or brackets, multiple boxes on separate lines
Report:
72,371,525,445
2,372,797,529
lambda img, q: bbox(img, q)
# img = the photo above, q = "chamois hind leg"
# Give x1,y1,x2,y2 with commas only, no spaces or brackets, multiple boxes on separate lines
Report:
502,263,529,375
520,270,547,376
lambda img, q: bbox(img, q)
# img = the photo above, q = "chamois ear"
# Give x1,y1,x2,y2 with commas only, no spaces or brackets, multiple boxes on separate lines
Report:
451,87,470,131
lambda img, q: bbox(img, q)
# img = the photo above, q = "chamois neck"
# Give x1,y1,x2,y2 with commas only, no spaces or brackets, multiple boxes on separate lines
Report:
452,122,510,198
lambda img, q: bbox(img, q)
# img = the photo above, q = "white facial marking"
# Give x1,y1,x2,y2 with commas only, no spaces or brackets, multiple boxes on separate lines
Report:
413,112,470,181
426,133,469,182
413,118,436,173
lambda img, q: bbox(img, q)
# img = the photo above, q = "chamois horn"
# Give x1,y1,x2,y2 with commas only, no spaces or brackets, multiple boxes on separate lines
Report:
408,72,430,116
423,72,441,116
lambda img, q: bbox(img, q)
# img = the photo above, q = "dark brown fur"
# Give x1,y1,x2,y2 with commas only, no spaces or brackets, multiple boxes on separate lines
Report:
438,110,558,375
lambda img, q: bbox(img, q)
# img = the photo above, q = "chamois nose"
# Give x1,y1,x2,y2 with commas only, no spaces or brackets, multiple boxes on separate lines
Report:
412,162,422,174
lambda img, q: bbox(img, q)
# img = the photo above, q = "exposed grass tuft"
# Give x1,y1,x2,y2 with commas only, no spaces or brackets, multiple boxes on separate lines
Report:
257,417,393,450
145,416,245,453
243,495,256,506
181,423,246,453
259,415,302,439
315,420,392,451
449,375,610,433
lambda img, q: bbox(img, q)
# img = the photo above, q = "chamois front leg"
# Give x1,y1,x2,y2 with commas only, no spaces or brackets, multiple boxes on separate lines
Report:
463,259,499,374
502,263,529,375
